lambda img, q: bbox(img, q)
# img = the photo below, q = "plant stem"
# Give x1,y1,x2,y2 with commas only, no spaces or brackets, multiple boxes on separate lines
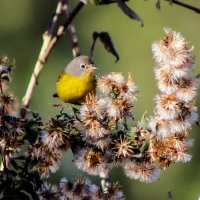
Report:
166,0,200,13
63,0,81,57
100,171,110,192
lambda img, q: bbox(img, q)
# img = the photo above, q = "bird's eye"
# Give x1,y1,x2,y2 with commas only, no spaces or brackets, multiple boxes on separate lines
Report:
80,64,86,69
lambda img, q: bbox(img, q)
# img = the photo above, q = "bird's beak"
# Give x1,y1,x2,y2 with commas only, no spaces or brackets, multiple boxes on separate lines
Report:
88,64,98,70
91,66,98,70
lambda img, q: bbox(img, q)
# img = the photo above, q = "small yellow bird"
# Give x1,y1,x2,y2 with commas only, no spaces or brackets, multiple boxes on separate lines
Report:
56,55,97,104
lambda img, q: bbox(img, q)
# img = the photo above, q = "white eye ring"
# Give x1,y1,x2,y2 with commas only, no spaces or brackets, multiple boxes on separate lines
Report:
80,64,86,69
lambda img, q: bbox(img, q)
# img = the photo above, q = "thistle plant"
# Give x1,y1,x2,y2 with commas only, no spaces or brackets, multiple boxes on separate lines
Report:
0,29,199,199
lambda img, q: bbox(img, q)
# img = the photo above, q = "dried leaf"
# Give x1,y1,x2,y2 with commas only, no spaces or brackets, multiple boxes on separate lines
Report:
140,139,150,153
138,111,148,128
128,126,137,139
116,0,143,26
90,31,119,62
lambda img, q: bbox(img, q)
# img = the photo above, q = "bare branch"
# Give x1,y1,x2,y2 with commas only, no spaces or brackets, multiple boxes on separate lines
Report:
166,0,200,13
48,0,63,35
21,1,84,108
63,0,81,57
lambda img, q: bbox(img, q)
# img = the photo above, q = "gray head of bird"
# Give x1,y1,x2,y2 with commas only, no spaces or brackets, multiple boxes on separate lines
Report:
64,55,97,77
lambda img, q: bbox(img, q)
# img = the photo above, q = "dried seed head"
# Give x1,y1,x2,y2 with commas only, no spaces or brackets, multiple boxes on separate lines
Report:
97,72,137,100
77,94,111,143
60,177,100,200
44,118,70,149
155,94,181,120
122,159,161,183
37,182,60,200
97,72,125,95
73,148,113,176
38,159,60,178
104,183,125,200
152,29,194,68
112,137,133,159
149,133,192,167
176,75,200,102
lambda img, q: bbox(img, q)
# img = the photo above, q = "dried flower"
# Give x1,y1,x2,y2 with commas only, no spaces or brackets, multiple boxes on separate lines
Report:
77,94,111,143
149,133,192,167
88,135,111,150
104,183,125,200
149,29,199,139
122,159,160,183
97,72,125,95
29,131,66,177
37,150,62,178
60,177,99,200
176,75,200,102
112,137,133,159
37,182,60,200
152,28,194,69
97,72,137,103
43,118,70,149
73,147,113,176
155,94,180,120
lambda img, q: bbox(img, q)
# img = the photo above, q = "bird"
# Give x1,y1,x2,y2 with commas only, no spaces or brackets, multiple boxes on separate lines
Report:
55,55,97,104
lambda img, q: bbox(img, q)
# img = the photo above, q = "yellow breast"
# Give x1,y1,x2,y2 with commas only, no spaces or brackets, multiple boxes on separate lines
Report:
56,70,96,103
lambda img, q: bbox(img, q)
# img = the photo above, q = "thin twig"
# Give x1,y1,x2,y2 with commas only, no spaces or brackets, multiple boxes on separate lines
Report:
21,2,84,108
21,1,63,107
48,0,63,35
166,0,200,13
63,0,81,57
95,0,129,5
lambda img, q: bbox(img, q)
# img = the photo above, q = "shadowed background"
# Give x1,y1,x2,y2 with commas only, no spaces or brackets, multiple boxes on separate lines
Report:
0,0,200,199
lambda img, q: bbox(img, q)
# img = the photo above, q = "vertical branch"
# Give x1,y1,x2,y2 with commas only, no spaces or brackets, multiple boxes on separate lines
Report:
63,0,81,57
21,33,52,108
21,1,84,108
48,0,64,35
21,0,63,108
